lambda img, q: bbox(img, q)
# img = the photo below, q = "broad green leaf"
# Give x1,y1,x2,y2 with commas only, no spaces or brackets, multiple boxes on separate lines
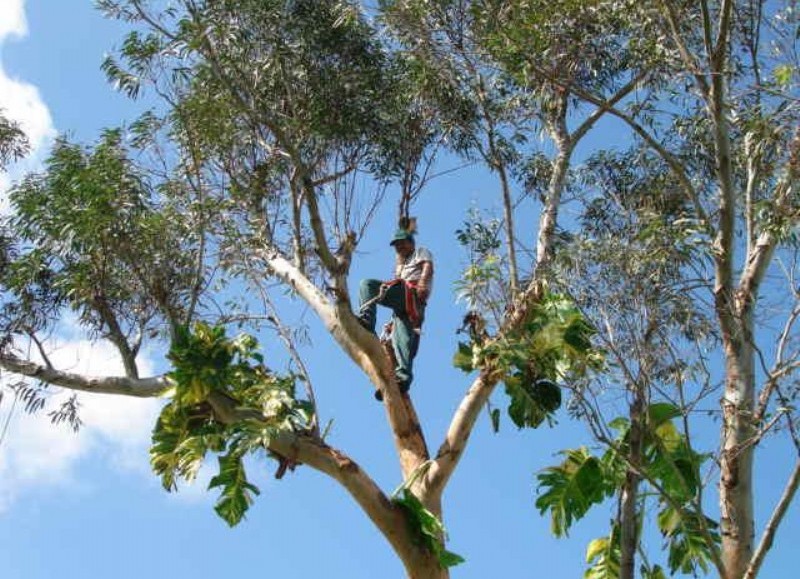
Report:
657,506,720,575
585,537,609,563
584,527,621,579
653,420,681,453
393,488,464,568
647,403,681,427
208,451,261,527
452,341,474,373
536,448,614,536
563,317,594,353
505,375,549,429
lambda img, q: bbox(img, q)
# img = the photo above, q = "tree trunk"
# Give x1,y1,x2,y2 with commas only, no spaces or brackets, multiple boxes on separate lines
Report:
498,160,519,295
719,306,756,578
536,95,571,270
406,558,449,579
619,391,644,579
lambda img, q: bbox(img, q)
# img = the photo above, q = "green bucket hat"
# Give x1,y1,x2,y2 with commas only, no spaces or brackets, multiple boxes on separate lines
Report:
389,228,415,246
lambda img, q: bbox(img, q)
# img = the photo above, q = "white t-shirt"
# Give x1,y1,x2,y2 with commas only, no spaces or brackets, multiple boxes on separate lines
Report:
396,247,434,293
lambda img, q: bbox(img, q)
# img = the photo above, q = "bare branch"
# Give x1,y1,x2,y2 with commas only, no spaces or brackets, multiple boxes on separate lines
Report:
262,292,321,437
571,69,650,144
423,371,495,497
0,351,169,398
522,60,708,228
743,460,800,579
657,0,711,97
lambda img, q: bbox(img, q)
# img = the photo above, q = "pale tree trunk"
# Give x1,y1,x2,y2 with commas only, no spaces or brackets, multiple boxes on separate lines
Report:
536,95,571,269
719,322,756,578
697,2,756,573
718,266,762,578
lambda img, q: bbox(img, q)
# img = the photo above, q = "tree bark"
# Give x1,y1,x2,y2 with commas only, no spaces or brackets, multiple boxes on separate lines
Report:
719,307,756,579
536,95,571,270
619,391,644,579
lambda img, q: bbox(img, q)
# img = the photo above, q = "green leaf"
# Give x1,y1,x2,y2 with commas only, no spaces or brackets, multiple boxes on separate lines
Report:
585,537,609,564
653,420,681,453
657,506,720,575
393,488,464,569
608,417,630,436
452,341,474,373
535,448,614,537
490,407,501,433
506,375,548,428
505,375,561,429
584,527,621,579
641,564,667,579
208,450,260,527
774,64,794,87
438,550,466,568
563,317,594,353
647,403,681,427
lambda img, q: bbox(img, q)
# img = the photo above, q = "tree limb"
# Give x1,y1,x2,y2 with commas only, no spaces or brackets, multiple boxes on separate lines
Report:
743,460,800,579
423,279,546,499
522,61,708,228
204,390,421,569
0,351,169,397
257,247,430,477
657,0,711,97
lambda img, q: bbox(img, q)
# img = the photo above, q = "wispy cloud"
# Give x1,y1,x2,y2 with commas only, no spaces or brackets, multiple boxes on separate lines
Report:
0,2,210,512
0,0,56,212
0,0,26,41
0,339,163,510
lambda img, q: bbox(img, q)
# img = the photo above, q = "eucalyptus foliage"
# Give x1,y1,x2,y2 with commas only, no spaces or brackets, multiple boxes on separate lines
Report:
0,110,29,169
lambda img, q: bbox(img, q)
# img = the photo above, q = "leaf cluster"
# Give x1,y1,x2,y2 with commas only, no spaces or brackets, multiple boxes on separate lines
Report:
2,131,198,340
454,291,600,429
536,403,719,576
472,0,659,98
151,322,312,526
584,524,621,579
453,209,505,313
0,109,29,169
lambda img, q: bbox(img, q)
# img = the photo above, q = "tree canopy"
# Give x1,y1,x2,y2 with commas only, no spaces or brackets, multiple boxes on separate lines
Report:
1,2,798,578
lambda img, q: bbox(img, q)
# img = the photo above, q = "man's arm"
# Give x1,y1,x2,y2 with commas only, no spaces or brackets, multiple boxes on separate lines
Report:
417,261,433,303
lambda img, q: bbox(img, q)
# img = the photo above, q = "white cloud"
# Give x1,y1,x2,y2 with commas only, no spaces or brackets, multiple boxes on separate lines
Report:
0,0,56,214
0,0,26,41
0,339,163,510
0,3,174,511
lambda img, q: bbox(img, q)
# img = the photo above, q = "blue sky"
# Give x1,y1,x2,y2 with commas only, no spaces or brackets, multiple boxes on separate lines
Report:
0,2,798,578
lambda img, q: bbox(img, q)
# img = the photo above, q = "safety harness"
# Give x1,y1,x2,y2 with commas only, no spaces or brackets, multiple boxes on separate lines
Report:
360,279,425,330
382,279,424,329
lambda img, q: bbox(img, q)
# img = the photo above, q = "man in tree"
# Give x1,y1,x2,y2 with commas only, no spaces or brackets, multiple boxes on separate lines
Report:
358,228,433,396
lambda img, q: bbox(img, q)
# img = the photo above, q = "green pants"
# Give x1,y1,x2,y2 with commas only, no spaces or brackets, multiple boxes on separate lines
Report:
358,279,421,389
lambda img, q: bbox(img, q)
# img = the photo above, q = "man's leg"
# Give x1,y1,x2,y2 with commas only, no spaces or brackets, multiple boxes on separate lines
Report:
358,279,405,332
391,314,420,392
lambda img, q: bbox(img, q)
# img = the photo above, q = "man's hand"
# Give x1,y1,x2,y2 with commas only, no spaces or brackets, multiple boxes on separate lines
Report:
416,284,430,304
